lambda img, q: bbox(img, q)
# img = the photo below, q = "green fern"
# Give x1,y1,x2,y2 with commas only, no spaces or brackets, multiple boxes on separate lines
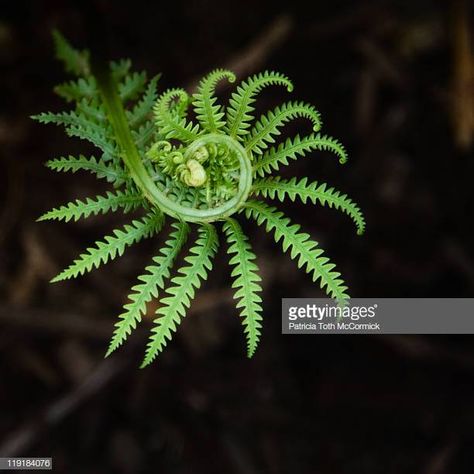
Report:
223,219,263,357
244,101,322,154
244,201,349,302
253,133,348,177
55,77,97,102
225,71,293,138
38,190,142,223
36,32,364,365
142,224,218,367
252,177,366,235
51,212,163,282
107,221,190,356
192,69,236,132
46,155,126,183
119,71,147,101
52,29,90,76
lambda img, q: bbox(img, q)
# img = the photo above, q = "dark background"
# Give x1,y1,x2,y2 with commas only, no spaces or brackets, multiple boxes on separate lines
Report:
1,1,474,472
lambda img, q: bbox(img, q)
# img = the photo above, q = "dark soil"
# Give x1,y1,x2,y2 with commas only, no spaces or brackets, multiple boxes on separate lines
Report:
1,1,474,473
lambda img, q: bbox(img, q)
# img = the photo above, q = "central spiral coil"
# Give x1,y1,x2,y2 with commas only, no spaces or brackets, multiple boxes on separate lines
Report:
144,133,253,222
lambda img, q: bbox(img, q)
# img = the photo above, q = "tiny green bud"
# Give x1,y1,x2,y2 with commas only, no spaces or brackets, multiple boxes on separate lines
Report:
183,159,207,187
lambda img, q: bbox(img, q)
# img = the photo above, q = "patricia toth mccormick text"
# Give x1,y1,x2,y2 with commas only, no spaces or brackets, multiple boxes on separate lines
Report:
287,303,380,331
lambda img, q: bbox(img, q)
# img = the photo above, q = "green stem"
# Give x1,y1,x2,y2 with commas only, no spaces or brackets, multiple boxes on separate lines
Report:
95,70,252,222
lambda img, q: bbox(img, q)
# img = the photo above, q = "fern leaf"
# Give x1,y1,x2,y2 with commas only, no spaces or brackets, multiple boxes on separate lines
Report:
119,71,147,102
127,75,160,127
153,88,199,142
76,99,107,123
244,201,349,302
67,123,117,157
38,190,143,223
225,71,293,139
253,133,348,177
107,221,190,356
51,211,164,283
32,110,106,137
245,101,322,155
192,69,236,132
33,110,117,156
110,59,132,82
252,178,366,235
141,224,218,367
223,218,263,357
133,122,156,151
52,29,90,76
46,155,126,183
54,77,97,102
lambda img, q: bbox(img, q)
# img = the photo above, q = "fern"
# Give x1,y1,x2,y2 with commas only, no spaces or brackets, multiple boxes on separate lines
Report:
32,110,107,138
225,71,293,138
37,33,364,364
107,221,190,356
38,190,142,223
192,69,236,132
244,101,322,154
253,133,348,177
119,71,147,102
223,219,263,357
244,201,349,302
51,212,163,282
153,88,199,142
128,75,160,127
55,77,97,102
252,177,366,235
46,155,126,183
52,29,90,76
111,59,132,81
142,224,218,366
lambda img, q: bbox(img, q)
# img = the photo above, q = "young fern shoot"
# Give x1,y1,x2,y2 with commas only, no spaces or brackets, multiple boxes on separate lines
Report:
35,32,365,365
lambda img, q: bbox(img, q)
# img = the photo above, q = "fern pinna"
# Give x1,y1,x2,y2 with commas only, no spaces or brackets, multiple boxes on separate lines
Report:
34,32,365,366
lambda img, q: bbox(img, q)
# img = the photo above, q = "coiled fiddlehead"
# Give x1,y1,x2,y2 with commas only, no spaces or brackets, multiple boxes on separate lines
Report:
35,32,365,365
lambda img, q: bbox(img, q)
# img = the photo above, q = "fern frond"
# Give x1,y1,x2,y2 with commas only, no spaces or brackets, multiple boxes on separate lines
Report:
245,102,322,155
244,201,349,302
192,69,236,132
252,178,366,235
133,123,156,152
54,77,97,102
52,29,90,76
66,122,117,157
110,59,132,82
119,71,147,102
153,88,199,142
38,190,143,223
33,110,117,156
225,71,293,139
46,155,126,183
76,99,107,123
51,211,164,283
32,110,106,137
223,218,263,357
107,221,190,356
141,224,218,367
128,75,160,127
253,133,348,177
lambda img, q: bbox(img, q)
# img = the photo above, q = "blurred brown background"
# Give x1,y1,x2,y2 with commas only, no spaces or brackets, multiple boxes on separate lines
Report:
1,0,474,472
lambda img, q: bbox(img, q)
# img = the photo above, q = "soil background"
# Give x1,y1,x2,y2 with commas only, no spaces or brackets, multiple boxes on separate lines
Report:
1,1,474,473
